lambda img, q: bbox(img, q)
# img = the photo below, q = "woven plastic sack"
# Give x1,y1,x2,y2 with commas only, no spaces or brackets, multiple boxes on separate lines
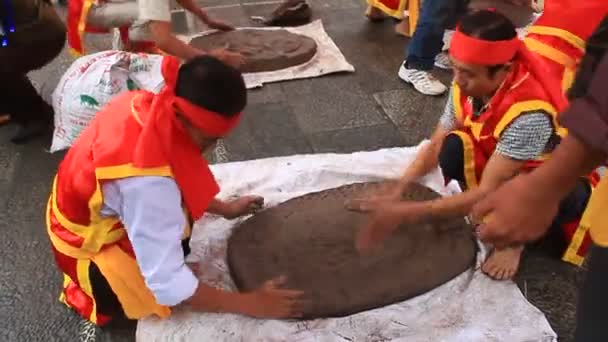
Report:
51,51,165,152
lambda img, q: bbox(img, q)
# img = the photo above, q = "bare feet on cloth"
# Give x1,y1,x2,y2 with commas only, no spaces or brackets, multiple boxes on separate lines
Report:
481,245,524,280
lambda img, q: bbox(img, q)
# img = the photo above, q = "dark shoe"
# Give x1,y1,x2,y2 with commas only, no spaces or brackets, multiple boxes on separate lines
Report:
252,0,312,26
10,119,50,144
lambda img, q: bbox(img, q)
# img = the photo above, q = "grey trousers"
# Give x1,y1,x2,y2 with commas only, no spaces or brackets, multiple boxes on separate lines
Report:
86,1,153,42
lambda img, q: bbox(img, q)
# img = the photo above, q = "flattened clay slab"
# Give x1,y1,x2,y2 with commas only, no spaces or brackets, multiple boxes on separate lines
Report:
189,29,317,73
227,182,477,319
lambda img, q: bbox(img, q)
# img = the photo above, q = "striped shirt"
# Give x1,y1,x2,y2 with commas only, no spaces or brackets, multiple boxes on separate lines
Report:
439,86,555,161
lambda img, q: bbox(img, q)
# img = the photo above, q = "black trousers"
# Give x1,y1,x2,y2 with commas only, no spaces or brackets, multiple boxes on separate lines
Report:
0,1,65,125
438,133,591,239
575,244,608,342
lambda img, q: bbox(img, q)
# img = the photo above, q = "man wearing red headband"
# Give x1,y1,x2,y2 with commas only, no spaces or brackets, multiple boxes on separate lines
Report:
347,10,594,280
45,55,303,326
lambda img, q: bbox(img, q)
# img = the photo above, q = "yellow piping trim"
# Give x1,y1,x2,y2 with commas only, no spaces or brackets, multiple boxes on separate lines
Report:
76,259,97,323
463,116,485,140
59,274,71,304
68,47,84,58
451,131,479,189
50,178,96,239
562,224,587,266
587,178,608,247
524,38,577,68
76,0,95,56
47,223,94,259
453,84,464,124
49,163,172,250
527,25,585,52
130,96,143,125
562,68,575,92
94,164,172,179
493,100,558,139
366,0,408,19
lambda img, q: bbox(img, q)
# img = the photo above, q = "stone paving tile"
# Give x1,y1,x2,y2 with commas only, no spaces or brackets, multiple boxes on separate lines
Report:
373,89,447,145
222,102,314,161
285,77,390,133
308,122,405,153
204,6,254,28
0,140,19,210
515,248,584,342
247,82,285,105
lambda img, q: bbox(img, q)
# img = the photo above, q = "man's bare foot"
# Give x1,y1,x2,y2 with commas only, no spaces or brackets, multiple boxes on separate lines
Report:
394,20,410,37
481,245,524,280
365,5,385,21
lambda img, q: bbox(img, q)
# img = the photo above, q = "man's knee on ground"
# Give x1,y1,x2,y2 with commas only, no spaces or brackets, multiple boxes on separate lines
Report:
438,133,466,184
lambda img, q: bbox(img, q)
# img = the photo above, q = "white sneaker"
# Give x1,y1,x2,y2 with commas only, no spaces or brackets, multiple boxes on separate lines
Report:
398,63,448,96
434,51,451,70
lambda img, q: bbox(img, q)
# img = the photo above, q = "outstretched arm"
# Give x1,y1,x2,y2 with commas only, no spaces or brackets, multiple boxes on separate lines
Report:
105,176,301,318
417,152,523,219
392,87,457,197
176,0,235,31
148,21,203,60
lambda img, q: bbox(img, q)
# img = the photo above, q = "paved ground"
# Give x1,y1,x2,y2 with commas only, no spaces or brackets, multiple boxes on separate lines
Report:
0,1,585,341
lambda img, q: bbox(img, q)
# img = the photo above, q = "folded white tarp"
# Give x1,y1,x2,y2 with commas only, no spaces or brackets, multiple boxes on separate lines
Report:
137,144,557,342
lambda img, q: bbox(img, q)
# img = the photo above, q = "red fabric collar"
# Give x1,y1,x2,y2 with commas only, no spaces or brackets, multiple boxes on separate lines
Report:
131,56,240,219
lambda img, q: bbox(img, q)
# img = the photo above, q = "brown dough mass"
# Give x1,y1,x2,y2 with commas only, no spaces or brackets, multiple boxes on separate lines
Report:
189,29,317,73
227,182,477,319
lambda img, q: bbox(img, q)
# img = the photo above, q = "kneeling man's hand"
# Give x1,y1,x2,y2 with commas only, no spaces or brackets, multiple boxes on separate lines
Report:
223,196,265,219
346,199,424,253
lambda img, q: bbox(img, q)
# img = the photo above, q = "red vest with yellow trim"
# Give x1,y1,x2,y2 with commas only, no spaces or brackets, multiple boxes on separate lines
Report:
452,62,600,266
452,62,563,180
524,1,608,91
47,91,186,324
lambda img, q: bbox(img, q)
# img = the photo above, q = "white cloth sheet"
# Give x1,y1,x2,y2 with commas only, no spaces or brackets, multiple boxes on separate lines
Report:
178,20,355,89
136,143,557,342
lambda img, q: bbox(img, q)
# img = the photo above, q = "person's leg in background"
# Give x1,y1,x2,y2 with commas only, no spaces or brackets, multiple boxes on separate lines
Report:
398,0,469,96
0,74,55,144
86,1,139,51
0,0,66,143
86,1,139,30
575,245,608,342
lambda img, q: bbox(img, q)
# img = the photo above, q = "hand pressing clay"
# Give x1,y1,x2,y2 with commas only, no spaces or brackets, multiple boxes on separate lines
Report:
227,182,477,319
189,29,317,73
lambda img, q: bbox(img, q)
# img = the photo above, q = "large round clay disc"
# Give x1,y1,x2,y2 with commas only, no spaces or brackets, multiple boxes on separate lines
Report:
227,182,477,319
189,29,317,73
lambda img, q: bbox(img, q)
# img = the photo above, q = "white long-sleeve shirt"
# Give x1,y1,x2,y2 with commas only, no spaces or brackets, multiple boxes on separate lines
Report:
100,176,199,306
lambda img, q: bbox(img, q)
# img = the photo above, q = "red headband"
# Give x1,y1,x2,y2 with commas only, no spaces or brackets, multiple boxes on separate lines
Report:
163,57,242,137
173,97,241,137
449,28,521,65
